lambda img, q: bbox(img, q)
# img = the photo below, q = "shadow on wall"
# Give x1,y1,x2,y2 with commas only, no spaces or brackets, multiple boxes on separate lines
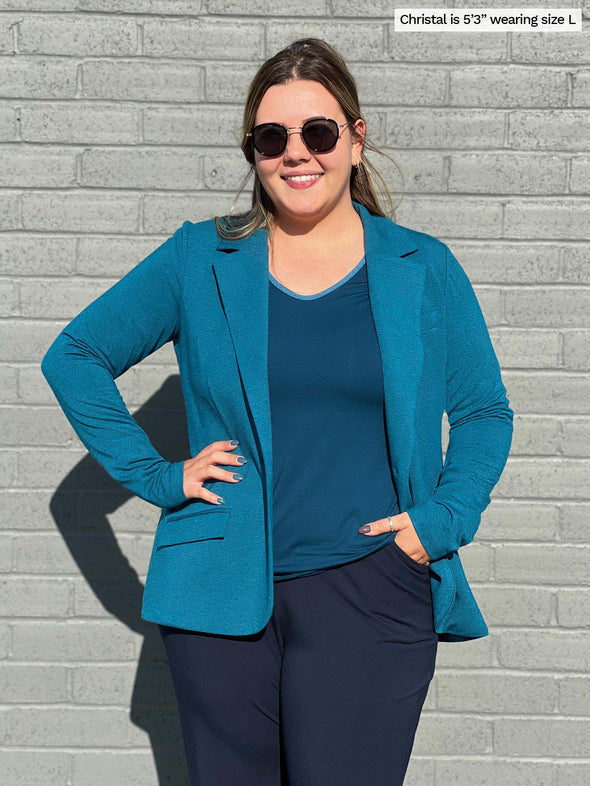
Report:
48,374,191,785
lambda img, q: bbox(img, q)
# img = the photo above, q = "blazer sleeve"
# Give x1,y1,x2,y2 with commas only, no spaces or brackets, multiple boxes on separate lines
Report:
405,243,514,562
40,221,192,510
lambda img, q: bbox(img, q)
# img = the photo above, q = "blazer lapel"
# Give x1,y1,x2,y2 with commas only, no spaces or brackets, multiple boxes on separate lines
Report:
212,200,425,513
213,225,274,487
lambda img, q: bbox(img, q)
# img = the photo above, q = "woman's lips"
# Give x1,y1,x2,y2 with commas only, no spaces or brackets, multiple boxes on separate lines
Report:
281,174,324,189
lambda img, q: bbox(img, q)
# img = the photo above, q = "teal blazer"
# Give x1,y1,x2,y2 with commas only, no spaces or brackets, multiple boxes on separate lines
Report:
41,200,513,642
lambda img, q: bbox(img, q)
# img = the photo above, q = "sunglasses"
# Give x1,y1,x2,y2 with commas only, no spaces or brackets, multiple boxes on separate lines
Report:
247,117,352,157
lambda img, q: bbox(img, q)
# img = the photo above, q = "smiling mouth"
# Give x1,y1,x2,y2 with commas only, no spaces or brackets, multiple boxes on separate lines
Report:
281,174,324,182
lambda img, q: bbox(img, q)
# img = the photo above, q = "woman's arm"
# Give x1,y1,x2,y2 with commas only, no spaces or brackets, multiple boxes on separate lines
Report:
406,244,514,562
41,221,192,509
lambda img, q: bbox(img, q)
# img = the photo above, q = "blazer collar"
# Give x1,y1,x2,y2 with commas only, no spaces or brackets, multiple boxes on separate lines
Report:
211,200,425,513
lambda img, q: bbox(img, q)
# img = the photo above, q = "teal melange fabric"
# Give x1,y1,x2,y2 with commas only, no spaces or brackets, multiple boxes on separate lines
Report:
41,200,514,642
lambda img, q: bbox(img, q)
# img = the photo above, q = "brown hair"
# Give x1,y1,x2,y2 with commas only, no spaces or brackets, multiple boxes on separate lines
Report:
215,37,404,240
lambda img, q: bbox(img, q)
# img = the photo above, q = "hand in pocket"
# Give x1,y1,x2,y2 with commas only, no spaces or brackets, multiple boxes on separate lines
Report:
358,511,431,566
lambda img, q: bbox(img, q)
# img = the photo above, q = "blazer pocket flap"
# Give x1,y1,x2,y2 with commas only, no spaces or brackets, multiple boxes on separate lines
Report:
155,507,230,549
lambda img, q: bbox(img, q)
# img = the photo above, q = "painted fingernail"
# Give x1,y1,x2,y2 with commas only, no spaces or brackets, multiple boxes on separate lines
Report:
232,474,243,481
230,439,240,446
217,497,225,504
359,525,371,533
237,456,247,464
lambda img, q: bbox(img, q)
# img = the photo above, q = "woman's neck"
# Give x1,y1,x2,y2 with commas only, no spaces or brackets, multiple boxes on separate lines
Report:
270,203,363,254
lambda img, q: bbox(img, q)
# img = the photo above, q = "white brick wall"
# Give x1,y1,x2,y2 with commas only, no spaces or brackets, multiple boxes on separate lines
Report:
1,1,589,783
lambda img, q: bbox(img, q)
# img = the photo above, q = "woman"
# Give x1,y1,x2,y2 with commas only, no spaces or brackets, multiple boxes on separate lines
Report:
41,38,513,785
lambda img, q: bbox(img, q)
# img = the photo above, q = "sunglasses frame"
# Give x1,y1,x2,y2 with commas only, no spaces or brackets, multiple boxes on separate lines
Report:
246,117,353,157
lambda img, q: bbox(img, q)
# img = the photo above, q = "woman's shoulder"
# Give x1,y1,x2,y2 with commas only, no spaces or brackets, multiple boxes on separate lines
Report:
177,215,219,242
386,218,477,300
170,215,228,264
376,214,451,289
178,213,262,250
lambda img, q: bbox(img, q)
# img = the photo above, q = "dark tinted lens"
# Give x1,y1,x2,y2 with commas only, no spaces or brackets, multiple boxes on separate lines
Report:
302,119,339,152
252,124,287,156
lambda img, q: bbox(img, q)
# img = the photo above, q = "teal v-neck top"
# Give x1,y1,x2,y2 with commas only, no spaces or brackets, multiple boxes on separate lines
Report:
268,256,400,580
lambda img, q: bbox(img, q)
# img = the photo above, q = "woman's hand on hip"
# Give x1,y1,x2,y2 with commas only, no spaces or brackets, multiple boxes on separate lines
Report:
358,511,431,566
182,439,246,505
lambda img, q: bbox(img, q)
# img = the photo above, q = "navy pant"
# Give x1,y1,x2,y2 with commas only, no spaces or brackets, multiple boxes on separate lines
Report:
158,536,438,785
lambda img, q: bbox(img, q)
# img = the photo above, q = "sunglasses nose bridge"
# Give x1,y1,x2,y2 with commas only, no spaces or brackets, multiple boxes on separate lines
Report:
283,127,311,156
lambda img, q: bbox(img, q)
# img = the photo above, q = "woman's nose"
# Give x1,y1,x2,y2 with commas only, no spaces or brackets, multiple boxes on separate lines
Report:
283,130,309,159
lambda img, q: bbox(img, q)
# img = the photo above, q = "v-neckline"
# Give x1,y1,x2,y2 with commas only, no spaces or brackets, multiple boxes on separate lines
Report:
269,255,366,300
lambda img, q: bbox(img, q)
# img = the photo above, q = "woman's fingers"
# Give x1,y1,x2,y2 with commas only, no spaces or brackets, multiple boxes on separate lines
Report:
182,439,247,503
358,513,431,565
358,515,398,535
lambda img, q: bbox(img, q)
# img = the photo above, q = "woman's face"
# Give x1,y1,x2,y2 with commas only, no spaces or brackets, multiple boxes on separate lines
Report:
252,79,365,225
